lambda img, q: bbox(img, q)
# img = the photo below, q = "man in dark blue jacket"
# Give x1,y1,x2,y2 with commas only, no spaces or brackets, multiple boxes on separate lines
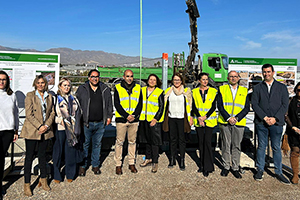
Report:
252,64,290,185
76,69,113,176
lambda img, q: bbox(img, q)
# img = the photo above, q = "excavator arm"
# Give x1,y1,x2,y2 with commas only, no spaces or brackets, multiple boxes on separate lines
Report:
184,0,200,83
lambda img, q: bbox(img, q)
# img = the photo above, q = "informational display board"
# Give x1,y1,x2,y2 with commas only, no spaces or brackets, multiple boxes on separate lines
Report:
0,51,60,96
229,57,297,95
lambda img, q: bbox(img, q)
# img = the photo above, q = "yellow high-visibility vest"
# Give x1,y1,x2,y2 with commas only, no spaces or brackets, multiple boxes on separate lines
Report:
164,87,191,121
139,87,164,122
115,83,141,118
218,84,248,126
192,87,217,128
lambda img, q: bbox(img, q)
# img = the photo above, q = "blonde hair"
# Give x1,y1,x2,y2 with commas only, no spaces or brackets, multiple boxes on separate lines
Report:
32,75,48,92
57,77,72,95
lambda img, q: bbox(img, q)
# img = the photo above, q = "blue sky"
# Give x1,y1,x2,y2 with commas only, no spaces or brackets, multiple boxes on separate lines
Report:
1,0,300,62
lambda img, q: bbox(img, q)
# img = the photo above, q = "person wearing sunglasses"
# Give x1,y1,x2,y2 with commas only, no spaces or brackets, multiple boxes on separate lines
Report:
76,69,113,176
21,75,55,196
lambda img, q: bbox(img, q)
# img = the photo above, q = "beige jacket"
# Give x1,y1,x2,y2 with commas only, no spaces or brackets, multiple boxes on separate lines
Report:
20,91,55,140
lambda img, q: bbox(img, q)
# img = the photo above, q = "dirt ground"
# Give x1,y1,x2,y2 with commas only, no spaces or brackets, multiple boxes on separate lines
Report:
2,148,300,200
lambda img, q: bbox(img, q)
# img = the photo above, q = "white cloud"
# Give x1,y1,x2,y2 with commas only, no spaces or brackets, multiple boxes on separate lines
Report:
244,41,262,49
262,31,300,43
235,36,262,49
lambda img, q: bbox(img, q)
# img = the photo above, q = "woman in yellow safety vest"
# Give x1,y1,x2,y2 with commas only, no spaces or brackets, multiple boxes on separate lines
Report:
138,74,164,173
192,73,217,177
162,72,193,171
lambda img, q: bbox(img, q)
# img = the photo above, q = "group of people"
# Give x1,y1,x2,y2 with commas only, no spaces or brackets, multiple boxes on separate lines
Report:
1,63,300,198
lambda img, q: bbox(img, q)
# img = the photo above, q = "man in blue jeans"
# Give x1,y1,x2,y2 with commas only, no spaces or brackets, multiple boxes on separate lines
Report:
252,64,290,185
76,69,113,176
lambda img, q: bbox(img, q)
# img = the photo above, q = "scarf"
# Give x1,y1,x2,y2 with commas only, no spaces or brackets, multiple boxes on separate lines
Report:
165,85,192,107
57,94,79,147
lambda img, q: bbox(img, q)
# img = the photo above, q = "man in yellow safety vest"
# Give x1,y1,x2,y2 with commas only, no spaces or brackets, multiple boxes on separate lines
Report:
114,69,142,175
217,71,250,179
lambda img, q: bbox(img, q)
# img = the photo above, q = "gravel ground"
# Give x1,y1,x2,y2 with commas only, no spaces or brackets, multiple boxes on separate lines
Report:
2,149,300,200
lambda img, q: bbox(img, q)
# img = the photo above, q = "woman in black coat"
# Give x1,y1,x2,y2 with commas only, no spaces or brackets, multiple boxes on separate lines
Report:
286,82,300,184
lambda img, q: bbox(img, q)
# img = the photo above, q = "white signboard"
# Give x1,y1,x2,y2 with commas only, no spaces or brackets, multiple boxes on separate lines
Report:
229,57,297,95
0,51,60,95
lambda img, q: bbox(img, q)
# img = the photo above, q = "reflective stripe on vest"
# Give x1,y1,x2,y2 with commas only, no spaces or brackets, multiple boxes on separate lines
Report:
192,87,217,128
140,87,164,122
115,83,141,118
218,84,248,126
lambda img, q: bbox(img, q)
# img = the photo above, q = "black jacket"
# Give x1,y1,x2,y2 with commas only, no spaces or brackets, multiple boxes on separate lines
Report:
75,81,113,127
252,80,289,126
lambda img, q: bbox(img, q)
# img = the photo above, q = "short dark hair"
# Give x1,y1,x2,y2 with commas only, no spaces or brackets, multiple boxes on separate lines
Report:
294,82,300,95
88,69,100,77
33,75,49,91
262,64,274,72
197,72,209,81
172,72,185,86
146,74,162,88
0,70,13,95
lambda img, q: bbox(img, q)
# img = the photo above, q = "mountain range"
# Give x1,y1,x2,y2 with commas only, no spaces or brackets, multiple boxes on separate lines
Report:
0,45,165,67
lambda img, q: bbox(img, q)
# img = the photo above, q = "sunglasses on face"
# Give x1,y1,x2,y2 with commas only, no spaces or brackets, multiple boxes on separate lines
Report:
90,76,99,79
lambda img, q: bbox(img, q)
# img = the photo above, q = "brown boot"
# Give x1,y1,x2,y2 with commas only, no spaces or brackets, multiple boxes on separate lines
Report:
290,151,299,184
151,163,158,173
129,165,138,173
38,178,50,191
116,166,123,175
24,183,32,197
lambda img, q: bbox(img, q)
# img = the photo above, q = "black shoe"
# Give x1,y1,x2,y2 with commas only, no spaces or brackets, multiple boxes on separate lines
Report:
168,157,175,168
78,167,86,176
275,174,290,185
203,171,209,177
232,170,242,179
254,170,264,181
220,169,229,177
92,167,101,175
197,167,203,173
180,158,185,171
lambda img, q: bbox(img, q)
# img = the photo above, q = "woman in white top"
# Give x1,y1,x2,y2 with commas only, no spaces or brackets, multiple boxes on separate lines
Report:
163,72,193,170
0,71,18,199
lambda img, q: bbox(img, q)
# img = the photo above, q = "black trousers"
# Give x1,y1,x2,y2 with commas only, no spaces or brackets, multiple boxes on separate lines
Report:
169,118,185,159
145,144,159,163
0,130,14,192
24,136,48,183
196,126,214,172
